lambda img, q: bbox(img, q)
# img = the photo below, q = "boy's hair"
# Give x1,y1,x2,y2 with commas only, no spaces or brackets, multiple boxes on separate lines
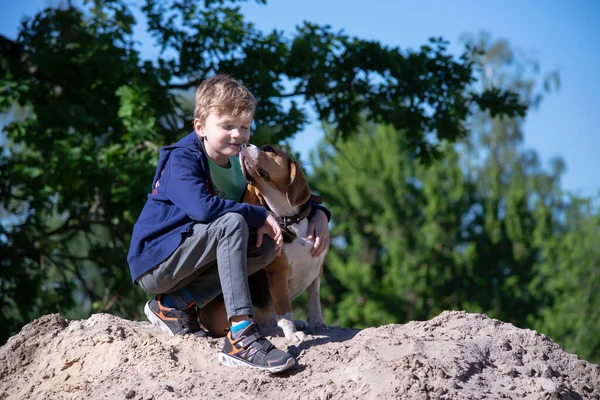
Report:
194,74,257,125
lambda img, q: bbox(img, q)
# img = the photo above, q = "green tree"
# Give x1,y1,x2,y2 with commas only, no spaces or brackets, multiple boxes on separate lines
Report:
310,123,473,327
455,33,564,326
310,34,563,328
0,1,524,343
311,34,600,362
530,198,600,363
310,33,600,364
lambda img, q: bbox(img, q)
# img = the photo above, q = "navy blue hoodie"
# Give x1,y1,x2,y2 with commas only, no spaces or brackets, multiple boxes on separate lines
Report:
127,132,330,283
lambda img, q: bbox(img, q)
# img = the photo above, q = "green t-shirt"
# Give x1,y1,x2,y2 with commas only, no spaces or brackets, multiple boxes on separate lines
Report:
206,156,247,201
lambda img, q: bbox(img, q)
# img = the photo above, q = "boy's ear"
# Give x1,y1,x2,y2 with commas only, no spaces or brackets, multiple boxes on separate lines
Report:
194,119,204,137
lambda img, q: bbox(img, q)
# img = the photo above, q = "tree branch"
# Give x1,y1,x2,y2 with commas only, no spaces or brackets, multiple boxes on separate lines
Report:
61,242,98,304
277,90,309,98
0,34,20,56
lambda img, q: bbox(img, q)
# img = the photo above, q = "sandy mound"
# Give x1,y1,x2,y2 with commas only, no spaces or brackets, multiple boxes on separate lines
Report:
1,311,598,399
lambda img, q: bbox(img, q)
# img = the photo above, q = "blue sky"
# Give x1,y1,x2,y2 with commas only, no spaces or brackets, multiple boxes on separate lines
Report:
1,0,599,198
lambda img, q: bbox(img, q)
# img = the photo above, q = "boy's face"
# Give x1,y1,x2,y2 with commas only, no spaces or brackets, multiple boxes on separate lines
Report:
195,111,252,167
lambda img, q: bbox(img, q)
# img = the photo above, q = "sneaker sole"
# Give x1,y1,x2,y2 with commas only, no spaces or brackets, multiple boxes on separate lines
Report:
218,352,296,373
144,301,175,336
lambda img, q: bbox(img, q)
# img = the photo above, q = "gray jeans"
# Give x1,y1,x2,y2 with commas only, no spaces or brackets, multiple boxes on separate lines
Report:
136,213,275,319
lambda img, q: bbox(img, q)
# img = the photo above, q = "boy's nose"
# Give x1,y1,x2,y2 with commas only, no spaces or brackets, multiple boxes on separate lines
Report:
231,128,241,136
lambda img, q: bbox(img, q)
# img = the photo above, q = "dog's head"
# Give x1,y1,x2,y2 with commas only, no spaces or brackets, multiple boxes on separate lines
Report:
240,144,315,208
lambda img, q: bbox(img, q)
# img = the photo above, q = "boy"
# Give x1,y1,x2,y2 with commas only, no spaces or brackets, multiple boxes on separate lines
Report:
127,74,331,373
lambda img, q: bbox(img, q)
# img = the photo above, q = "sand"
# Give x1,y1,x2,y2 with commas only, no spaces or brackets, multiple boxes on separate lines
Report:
1,310,599,399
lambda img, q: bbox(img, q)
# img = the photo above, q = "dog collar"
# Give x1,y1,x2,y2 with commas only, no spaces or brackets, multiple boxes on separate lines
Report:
269,201,312,228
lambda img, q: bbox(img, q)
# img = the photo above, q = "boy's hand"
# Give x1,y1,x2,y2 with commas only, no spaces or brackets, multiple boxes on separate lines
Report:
257,214,283,256
307,209,330,258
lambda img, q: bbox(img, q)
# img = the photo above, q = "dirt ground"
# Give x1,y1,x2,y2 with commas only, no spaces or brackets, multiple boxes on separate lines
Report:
1,310,599,399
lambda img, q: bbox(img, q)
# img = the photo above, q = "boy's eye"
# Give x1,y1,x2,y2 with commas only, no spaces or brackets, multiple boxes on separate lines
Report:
222,125,250,132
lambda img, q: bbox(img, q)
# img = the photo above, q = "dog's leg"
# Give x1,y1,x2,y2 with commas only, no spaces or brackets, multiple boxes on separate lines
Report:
198,295,230,337
306,276,327,333
253,305,279,336
294,319,309,331
264,261,306,342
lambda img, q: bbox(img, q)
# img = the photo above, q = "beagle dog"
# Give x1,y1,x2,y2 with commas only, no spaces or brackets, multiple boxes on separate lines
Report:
198,144,328,341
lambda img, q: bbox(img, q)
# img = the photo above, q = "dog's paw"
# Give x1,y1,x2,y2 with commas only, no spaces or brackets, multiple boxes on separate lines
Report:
286,330,307,343
308,321,327,334
278,318,306,343
293,319,309,331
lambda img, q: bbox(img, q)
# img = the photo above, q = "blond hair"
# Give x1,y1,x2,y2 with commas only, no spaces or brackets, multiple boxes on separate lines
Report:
193,74,257,126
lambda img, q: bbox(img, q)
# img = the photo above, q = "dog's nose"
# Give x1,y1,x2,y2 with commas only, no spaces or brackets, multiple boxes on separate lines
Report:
240,143,248,149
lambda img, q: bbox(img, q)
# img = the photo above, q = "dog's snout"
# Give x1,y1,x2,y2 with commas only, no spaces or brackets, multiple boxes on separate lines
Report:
241,143,257,151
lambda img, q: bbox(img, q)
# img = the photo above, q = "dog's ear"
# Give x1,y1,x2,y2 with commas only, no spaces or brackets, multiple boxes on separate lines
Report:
243,184,267,207
286,159,312,207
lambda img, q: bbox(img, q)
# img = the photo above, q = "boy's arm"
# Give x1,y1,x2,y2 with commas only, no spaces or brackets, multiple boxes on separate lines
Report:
161,148,267,228
307,194,331,222
309,203,331,222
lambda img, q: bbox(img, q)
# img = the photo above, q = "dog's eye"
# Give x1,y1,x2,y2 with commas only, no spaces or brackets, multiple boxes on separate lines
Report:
258,169,270,181
262,145,276,153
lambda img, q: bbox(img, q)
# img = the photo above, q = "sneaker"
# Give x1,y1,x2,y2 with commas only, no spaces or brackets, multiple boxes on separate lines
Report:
218,322,295,373
144,295,208,337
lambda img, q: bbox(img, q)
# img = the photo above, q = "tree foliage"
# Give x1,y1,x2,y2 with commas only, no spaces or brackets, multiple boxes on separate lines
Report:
530,199,600,362
1,0,525,345
309,35,600,363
